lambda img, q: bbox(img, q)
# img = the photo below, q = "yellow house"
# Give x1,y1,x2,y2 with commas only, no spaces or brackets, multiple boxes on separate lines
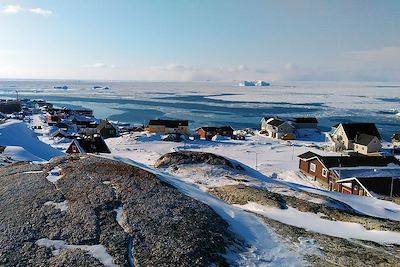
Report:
145,119,189,134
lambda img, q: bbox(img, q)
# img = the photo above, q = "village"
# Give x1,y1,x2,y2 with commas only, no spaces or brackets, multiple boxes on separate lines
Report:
0,97,400,201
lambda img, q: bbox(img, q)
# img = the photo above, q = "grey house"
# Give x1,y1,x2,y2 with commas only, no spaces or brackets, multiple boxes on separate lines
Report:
261,117,294,139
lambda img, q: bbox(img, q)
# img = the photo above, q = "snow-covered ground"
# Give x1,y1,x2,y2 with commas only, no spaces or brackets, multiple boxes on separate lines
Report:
105,131,332,188
0,120,64,161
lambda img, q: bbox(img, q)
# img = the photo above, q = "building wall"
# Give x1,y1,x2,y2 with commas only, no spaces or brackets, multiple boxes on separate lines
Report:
299,158,329,186
99,124,118,139
333,124,351,150
197,129,218,140
66,142,81,154
354,137,381,155
146,125,166,133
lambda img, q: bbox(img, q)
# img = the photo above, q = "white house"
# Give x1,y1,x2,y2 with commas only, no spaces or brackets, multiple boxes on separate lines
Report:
261,117,294,139
331,123,381,152
353,134,382,155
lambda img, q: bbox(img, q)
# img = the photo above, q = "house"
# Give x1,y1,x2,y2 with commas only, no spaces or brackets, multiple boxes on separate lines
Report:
162,133,183,142
298,151,400,192
330,123,381,152
66,134,110,154
196,126,234,140
51,129,70,139
34,100,53,110
392,133,400,148
289,117,318,129
0,112,7,121
145,119,189,134
333,167,400,197
260,117,294,139
0,100,21,114
69,115,100,130
47,113,61,125
353,133,382,155
96,120,119,139
54,122,69,131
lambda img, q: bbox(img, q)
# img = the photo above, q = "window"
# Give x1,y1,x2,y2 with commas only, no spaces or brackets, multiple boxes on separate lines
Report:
310,163,316,172
322,168,328,177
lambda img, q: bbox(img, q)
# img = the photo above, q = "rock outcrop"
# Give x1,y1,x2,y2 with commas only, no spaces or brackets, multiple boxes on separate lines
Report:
0,155,233,266
154,151,240,170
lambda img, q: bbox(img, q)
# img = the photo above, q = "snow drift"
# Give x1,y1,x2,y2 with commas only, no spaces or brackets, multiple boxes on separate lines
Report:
0,120,64,161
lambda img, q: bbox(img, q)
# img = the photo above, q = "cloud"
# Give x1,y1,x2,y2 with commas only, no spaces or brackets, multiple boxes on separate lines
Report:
1,4,52,15
87,63,116,69
29,8,52,16
1,5,23,14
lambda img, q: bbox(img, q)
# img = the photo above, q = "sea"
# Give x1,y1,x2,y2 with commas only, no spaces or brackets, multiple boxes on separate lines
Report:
0,79,399,140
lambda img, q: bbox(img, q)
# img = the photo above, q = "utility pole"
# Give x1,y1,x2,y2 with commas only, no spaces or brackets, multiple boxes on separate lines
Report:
255,152,258,171
291,143,295,160
390,177,394,198
15,90,19,100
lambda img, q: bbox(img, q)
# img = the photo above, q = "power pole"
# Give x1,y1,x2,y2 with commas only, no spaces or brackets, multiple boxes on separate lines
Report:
15,90,19,100
390,177,394,198
291,143,295,160
255,152,258,171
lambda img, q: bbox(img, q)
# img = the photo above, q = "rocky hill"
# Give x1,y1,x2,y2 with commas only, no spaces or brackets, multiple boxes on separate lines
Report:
0,155,233,266
154,151,241,170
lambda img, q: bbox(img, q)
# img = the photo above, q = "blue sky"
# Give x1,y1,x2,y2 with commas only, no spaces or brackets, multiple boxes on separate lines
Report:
0,0,399,81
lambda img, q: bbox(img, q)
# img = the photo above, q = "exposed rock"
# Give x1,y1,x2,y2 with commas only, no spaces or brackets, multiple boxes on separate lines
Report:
209,184,400,266
0,155,233,266
154,151,240,170
209,185,400,232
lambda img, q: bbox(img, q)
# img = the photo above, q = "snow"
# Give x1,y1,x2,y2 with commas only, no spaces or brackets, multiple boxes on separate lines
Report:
46,167,63,184
288,184,400,221
104,132,400,222
107,155,304,266
0,120,64,161
114,205,130,233
44,200,69,211
238,202,400,245
35,238,118,267
3,146,44,162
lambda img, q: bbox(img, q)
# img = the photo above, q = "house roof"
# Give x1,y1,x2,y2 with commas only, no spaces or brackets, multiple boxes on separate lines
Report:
73,135,110,153
298,151,400,169
264,118,286,127
148,119,188,127
292,117,318,124
354,133,378,146
340,123,381,140
197,126,234,132
96,120,117,131
333,166,400,180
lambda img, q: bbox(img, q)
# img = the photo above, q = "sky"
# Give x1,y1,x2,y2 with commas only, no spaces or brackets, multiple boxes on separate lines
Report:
0,0,399,81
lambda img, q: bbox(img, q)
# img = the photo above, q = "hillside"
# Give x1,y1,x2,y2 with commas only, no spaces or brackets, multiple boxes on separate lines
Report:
152,150,400,266
0,155,233,266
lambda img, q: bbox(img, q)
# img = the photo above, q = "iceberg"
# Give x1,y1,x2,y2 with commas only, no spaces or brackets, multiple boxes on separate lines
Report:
255,80,270,86
239,80,270,86
239,81,256,86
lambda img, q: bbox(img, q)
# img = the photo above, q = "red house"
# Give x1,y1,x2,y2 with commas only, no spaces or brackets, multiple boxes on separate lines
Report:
298,151,400,194
196,126,234,140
